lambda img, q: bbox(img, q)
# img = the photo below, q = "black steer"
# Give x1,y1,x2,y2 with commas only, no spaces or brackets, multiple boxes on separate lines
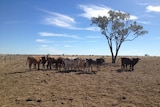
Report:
121,57,140,71
86,58,105,72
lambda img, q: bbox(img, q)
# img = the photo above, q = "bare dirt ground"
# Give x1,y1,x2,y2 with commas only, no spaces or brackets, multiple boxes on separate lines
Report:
0,55,160,107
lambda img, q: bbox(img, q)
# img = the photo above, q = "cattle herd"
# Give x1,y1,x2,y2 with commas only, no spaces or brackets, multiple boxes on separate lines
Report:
26,55,140,72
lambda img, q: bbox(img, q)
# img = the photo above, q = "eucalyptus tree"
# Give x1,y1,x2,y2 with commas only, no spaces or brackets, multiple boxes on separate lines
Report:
91,10,148,63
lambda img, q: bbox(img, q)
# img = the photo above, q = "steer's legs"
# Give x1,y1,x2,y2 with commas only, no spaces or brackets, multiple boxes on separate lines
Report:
37,63,40,70
121,64,125,71
29,63,32,71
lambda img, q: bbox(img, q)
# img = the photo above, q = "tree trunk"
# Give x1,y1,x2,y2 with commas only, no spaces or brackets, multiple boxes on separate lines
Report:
111,47,120,63
110,45,116,63
106,36,120,63
110,48,116,63
112,56,116,63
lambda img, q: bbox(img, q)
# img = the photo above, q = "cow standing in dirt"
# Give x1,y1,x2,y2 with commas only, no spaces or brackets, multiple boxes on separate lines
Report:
55,57,64,71
86,58,105,72
77,58,86,71
26,56,46,70
121,57,140,71
46,56,56,70
63,58,79,71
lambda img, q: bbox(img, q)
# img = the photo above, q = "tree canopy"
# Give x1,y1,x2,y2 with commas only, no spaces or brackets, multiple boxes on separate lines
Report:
91,10,148,63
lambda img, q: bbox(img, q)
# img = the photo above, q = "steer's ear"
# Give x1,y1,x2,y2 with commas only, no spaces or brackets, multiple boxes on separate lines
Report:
138,58,141,60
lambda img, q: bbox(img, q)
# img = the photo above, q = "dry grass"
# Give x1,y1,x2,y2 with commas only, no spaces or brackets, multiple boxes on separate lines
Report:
0,55,160,107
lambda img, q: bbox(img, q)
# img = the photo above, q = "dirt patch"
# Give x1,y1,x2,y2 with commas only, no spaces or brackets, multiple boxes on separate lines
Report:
0,56,160,107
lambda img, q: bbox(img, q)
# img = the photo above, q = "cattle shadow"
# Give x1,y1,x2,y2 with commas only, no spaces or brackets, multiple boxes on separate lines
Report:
4,69,30,75
56,70,77,73
76,70,97,75
55,70,97,75
116,69,133,73
116,69,123,73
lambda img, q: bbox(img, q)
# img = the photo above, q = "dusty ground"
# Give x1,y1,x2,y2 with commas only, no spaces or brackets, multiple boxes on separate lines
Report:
0,55,160,107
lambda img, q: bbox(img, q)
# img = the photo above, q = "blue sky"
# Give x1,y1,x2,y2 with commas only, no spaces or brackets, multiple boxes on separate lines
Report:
0,0,160,56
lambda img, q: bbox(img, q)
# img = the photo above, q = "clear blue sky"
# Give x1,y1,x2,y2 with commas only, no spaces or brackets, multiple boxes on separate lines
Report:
0,0,160,56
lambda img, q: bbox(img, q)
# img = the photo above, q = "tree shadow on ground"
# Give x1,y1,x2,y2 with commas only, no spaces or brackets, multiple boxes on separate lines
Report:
106,63,120,67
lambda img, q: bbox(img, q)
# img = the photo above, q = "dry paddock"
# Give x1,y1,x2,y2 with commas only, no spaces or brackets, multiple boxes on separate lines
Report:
0,55,160,107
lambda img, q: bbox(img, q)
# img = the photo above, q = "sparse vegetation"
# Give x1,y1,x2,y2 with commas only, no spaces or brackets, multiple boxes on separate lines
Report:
0,55,160,107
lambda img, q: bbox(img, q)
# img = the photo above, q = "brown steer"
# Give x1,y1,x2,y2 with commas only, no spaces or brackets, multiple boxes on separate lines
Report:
26,56,46,70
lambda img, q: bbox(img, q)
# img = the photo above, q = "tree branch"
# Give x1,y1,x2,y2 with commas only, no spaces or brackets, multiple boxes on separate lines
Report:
125,35,139,41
